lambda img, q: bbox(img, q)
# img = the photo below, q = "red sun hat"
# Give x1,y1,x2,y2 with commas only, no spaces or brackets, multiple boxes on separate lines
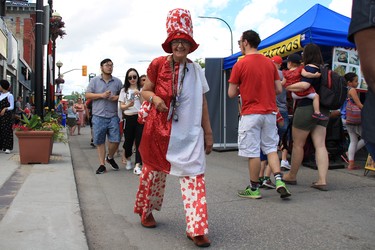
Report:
162,8,199,54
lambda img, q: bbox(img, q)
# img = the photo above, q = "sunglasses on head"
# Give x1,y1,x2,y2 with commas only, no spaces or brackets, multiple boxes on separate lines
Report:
127,75,138,81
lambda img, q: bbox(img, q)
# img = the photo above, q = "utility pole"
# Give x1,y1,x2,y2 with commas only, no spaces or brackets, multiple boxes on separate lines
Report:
34,0,44,116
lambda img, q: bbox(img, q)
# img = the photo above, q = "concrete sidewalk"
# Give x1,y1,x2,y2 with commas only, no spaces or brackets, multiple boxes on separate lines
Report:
0,131,88,250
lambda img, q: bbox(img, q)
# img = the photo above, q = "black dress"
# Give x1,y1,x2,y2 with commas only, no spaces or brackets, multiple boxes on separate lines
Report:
0,94,14,151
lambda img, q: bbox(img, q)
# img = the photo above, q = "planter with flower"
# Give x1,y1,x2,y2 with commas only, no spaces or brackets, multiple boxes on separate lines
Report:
14,111,67,164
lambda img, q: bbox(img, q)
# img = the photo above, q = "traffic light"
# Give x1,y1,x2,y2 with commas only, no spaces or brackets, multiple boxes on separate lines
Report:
82,65,87,76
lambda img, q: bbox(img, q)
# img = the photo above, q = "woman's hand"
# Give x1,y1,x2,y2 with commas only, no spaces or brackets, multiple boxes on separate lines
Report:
153,96,168,112
133,89,140,96
127,100,135,108
204,133,213,155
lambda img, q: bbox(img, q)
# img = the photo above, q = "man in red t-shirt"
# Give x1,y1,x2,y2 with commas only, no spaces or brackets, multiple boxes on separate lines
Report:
228,30,291,199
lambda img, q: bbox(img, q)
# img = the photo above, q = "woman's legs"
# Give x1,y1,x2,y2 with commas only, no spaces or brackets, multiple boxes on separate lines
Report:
347,130,359,162
311,125,329,185
134,164,167,221
283,126,310,181
180,174,208,237
124,116,137,159
346,125,365,169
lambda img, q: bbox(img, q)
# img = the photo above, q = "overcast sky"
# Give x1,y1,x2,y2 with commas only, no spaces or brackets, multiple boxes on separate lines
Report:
34,0,352,95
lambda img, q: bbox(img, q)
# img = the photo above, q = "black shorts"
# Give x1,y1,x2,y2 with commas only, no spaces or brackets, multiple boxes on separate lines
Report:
348,0,375,42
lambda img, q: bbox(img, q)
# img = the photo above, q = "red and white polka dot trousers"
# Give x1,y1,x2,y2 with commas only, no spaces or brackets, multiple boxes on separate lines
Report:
134,164,209,236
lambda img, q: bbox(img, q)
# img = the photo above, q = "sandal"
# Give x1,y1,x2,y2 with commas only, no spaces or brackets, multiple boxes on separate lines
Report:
311,182,328,191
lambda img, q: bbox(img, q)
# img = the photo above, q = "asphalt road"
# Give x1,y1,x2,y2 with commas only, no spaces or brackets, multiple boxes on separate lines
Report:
69,126,375,250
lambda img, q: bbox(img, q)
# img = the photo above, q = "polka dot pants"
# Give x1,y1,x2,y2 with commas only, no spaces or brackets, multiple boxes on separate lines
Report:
134,164,209,236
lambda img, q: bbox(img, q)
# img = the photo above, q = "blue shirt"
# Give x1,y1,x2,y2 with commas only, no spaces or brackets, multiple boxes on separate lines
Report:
86,75,123,118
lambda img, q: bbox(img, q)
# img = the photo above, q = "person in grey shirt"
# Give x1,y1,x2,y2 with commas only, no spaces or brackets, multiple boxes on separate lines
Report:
86,58,123,174
271,56,291,170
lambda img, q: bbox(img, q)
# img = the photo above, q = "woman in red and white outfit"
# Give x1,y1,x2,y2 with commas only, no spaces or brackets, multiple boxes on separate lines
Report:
134,8,213,248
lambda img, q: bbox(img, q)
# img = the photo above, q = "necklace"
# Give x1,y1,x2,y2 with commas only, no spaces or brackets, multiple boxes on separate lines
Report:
167,58,188,121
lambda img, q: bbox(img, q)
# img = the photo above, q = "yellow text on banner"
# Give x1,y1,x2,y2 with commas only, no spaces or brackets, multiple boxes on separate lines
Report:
259,35,302,58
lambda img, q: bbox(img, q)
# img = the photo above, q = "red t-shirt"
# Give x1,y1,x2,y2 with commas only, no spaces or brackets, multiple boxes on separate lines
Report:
229,54,280,115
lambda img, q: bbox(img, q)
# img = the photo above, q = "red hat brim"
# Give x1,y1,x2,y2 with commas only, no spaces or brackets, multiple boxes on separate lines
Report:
162,32,199,54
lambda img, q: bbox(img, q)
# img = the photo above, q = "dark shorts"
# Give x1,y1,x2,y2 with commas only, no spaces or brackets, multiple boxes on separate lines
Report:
67,117,77,127
348,0,375,42
293,104,329,131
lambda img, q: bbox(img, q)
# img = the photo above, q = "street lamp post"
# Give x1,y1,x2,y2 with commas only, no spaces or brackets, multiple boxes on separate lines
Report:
198,16,234,151
55,60,64,96
48,9,65,110
198,16,233,55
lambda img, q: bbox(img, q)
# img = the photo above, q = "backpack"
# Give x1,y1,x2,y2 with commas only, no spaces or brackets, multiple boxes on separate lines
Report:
318,65,347,110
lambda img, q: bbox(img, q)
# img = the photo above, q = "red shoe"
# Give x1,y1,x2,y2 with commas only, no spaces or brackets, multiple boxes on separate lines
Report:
187,234,211,247
141,213,156,228
347,165,361,170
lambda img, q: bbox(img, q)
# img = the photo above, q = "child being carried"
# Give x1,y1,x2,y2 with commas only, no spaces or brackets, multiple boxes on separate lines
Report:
282,53,328,121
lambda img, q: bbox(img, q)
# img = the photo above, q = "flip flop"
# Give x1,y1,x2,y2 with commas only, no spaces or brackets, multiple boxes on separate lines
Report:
282,179,297,185
311,182,328,191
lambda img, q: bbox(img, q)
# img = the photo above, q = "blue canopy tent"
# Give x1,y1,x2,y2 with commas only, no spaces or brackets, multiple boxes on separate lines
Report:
223,4,355,70
206,4,355,151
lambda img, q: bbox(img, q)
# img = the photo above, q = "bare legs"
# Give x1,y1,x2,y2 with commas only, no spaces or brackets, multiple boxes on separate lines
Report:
283,125,328,185
283,127,310,181
96,142,119,166
310,125,328,185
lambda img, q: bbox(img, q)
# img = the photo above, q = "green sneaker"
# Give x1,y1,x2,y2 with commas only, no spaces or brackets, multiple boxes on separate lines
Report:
276,180,291,199
237,186,262,199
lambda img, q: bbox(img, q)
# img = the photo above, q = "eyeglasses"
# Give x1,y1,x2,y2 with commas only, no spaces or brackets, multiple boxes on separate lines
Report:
127,75,138,81
171,39,190,46
103,64,113,67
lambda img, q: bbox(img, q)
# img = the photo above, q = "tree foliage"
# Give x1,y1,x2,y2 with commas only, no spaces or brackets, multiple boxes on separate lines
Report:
194,58,205,68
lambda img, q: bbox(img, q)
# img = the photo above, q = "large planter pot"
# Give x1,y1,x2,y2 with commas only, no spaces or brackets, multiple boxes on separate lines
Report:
15,131,54,164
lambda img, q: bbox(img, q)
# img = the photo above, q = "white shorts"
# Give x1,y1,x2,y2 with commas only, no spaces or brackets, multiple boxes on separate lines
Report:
238,114,279,158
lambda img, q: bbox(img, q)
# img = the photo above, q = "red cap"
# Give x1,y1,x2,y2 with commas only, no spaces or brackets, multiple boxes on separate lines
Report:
271,56,283,65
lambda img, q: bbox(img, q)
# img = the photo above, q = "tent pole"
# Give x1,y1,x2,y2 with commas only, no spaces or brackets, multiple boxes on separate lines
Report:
223,70,227,149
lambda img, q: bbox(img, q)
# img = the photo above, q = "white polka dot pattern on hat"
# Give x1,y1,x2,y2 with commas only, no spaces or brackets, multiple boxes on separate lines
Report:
166,8,193,38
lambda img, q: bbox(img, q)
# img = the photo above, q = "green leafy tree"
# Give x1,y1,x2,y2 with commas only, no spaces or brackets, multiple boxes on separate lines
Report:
194,58,205,68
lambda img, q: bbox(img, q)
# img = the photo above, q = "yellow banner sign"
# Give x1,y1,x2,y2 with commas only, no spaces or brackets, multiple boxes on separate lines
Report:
259,35,302,58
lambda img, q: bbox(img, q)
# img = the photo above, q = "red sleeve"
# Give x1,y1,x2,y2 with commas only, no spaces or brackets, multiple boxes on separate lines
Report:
228,63,240,85
147,56,166,83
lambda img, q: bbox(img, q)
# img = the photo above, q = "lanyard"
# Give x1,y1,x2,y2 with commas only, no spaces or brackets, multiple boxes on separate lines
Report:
168,59,188,121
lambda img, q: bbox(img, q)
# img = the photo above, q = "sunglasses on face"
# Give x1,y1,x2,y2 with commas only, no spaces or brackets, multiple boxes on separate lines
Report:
171,39,190,46
128,75,138,81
